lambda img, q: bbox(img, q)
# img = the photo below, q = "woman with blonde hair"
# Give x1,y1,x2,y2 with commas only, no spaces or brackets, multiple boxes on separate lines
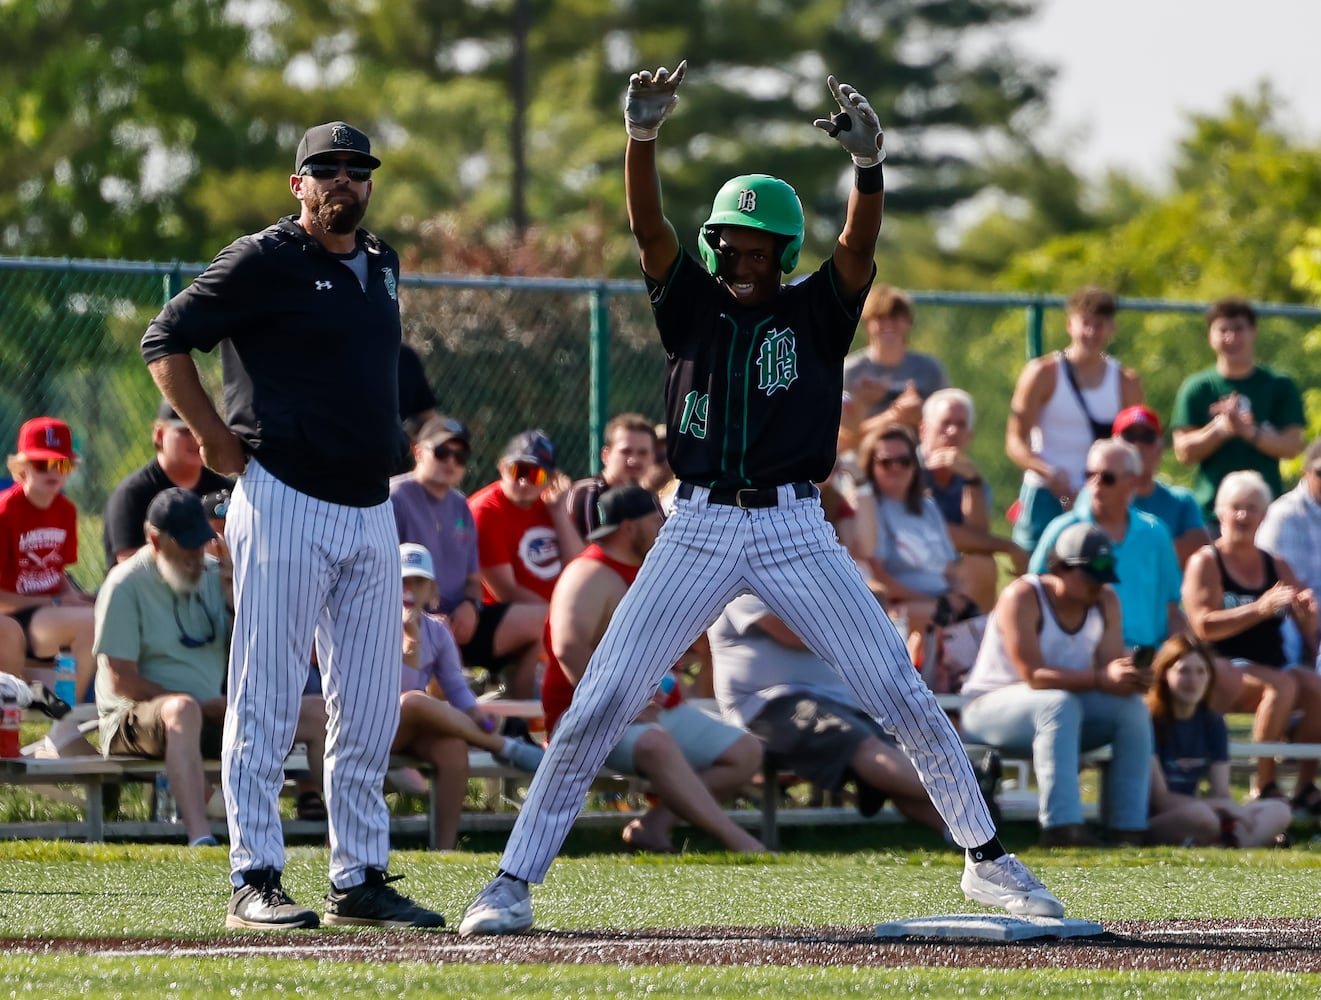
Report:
1146,633,1292,847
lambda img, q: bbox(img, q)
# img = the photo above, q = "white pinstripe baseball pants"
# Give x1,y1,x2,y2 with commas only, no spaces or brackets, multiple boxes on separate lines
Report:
500,484,997,882
223,460,403,889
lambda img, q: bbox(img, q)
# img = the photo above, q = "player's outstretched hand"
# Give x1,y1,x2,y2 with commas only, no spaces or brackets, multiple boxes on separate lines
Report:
625,60,687,141
813,75,884,167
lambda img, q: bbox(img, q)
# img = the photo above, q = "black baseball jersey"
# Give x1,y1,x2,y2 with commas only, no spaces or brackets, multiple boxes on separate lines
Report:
141,216,410,507
646,249,872,489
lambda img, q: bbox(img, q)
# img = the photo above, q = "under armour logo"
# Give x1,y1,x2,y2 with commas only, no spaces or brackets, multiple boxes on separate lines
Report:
315,280,333,291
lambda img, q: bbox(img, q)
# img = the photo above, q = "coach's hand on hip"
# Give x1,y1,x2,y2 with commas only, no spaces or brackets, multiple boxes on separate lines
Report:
200,429,248,477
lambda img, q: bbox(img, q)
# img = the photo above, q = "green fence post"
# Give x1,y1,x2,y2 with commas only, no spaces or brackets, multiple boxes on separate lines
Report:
1025,301,1044,360
163,263,184,305
588,285,610,474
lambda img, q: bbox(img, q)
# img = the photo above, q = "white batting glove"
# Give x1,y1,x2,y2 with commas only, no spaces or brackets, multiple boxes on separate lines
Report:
624,60,688,141
813,75,885,167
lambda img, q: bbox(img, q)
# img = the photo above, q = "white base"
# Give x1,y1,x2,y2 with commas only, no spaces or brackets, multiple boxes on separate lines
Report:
875,914,1104,941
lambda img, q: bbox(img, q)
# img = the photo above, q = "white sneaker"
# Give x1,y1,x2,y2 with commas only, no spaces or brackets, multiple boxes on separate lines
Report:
961,853,1064,918
458,875,534,936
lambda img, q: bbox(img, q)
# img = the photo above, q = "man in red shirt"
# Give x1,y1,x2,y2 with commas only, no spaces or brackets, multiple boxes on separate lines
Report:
467,430,583,698
541,484,765,854
0,418,97,726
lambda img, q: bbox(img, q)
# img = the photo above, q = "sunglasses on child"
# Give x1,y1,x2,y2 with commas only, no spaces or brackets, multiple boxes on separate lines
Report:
29,458,74,474
1120,428,1160,445
299,160,373,182
432,444,469,465
510,461,548,486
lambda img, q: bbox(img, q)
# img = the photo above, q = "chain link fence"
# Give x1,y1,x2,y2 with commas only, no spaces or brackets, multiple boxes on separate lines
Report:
2,256,1319,589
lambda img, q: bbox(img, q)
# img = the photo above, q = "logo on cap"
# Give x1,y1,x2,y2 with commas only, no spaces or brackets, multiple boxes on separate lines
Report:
332,124,352,146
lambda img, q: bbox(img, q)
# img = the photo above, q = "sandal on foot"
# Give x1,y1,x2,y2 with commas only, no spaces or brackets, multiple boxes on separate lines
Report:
296,790,328,822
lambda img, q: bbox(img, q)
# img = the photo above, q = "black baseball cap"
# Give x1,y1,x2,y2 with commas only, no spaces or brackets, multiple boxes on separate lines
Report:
295,121,381,171
1053,522,1119,584
147,487,217,549
156,399,188,428
502,429,557,471
587,485,663,541
418,415,471,449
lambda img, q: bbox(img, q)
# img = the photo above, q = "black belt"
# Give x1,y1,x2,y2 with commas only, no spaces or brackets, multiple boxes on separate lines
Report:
676,481,815,509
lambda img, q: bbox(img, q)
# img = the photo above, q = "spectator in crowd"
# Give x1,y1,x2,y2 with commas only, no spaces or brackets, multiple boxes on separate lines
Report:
859,422,977,649
1103,406,1209,568
843,285,948,434
102,399,234,569
93,489,328,847
398,343,437,442
1258,438,1321,656
1030,438,1184,652
0,418,96,722
542,485,766,854
566,413,657,541
391,417,543,692
962,523,1153,847
1145,632,1293,848
1006,287,1144,553
390,543,543,850
467,430,583,698
1171,297,1304,527
1182,470,1321,810
708,592,945,833
919,387,1028,612
641,423,675,499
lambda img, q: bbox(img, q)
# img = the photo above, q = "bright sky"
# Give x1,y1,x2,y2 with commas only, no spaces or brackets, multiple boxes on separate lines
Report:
1004,0,1321,184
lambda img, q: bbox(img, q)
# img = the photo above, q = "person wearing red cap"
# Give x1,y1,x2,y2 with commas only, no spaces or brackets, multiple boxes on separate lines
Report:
0,417,96,716
1110,405,1210,568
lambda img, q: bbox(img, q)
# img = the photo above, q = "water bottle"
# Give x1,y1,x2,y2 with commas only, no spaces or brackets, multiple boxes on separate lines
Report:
153,771,178,824
653,673,683,709
53,647,77,707
0,697,20,759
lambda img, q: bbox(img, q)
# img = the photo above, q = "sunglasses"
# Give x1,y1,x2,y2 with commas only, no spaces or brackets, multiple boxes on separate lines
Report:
300,161,372,182
511,461,548,487
875,455,915,471
29,458,74,474
432,445,469,465
1120,429,1159,445
173,594,217,649
1085,468,1120,486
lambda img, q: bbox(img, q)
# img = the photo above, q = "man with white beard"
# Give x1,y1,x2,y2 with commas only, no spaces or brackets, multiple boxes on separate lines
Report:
93,488,321,847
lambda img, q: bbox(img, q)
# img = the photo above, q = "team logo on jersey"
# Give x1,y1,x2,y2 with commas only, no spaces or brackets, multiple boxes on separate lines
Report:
382,268,398,300
517,527,562,581
757,327,799,395
315,280,333,291
737,188,757,213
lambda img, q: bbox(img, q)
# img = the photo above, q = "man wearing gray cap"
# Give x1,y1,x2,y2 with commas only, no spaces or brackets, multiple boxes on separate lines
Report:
141,122,442,929
960,522,1154,848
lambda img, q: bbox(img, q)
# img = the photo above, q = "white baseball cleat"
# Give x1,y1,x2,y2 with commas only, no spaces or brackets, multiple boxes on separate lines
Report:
458,875,534,937
961,853,1064,918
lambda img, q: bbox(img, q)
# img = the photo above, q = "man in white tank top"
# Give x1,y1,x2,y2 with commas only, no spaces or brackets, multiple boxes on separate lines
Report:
961,522,1153,848
1005,288,1145,553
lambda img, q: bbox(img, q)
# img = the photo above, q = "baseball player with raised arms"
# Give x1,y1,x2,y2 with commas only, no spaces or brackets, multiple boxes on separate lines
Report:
460,61,1063,936
143,121,443,930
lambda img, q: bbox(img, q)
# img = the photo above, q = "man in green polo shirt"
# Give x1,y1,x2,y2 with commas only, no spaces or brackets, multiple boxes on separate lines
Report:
1171,297,1304,526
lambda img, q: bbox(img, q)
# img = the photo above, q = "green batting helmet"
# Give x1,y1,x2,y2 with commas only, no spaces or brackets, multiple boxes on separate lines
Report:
699,174,805,275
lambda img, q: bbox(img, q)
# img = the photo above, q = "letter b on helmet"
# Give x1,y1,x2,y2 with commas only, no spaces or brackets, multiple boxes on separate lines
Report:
699,174,805,275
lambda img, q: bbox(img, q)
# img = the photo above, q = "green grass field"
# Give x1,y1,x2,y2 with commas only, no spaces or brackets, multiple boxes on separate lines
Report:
2,837,1319,998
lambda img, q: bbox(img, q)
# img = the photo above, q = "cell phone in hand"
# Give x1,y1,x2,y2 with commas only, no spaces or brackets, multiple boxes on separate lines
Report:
1132,646,1155,669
